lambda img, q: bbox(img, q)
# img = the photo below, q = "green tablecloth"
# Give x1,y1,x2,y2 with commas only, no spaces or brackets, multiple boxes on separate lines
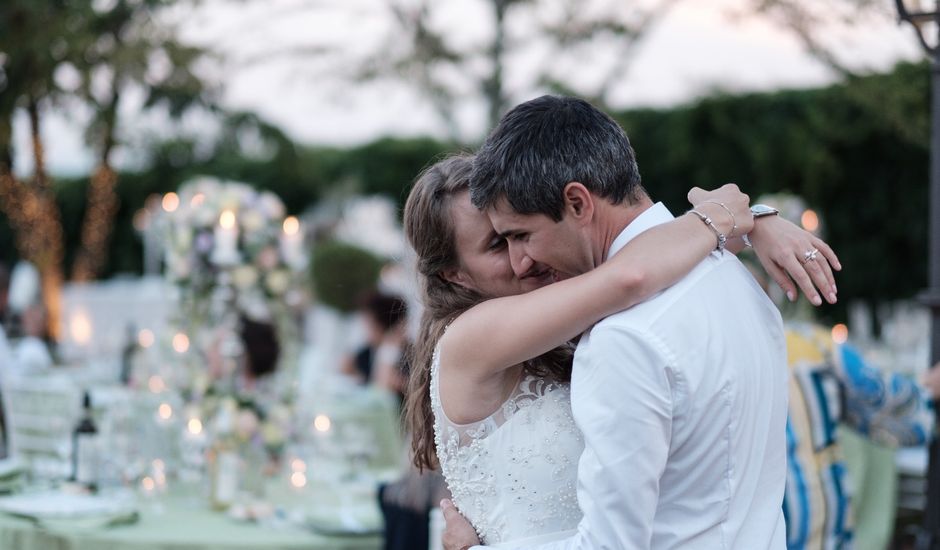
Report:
0,482,383,550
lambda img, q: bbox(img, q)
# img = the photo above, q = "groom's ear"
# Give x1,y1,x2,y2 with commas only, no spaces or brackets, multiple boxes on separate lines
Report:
562,182,594,225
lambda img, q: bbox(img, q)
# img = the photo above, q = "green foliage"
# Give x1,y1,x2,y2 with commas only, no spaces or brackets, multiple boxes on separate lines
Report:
613,61,928,322
310,241,384,313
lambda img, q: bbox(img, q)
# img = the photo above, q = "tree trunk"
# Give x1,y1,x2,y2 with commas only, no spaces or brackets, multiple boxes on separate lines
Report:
18,97,65,340
484,0,510,129
26,95,48,191
73,88,121,282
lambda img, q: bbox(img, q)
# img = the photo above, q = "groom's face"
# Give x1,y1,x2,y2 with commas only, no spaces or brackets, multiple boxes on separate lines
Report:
487,198,594,282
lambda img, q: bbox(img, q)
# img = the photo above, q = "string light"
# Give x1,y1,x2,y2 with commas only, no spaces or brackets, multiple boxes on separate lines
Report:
73,165,119,282
801,209,820,233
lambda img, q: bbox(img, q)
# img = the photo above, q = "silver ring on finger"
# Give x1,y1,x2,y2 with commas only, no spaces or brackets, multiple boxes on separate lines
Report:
801,248,819,264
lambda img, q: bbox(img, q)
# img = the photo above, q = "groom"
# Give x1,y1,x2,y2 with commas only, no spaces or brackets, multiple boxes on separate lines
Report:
443,95,789,549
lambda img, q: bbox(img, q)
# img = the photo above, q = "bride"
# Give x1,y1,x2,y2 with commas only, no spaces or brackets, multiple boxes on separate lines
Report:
402,154,837,547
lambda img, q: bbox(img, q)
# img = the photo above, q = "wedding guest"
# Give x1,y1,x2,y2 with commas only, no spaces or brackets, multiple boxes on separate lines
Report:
744,260,934,550
783,321,933,549
206,315,281,393
0,262,9,328
240,316,280,382
10,303,52,376
341,292,410,397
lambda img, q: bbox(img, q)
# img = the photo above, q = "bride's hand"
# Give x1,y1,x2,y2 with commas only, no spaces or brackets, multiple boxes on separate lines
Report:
687,183,754,237
441,499,480,550
747,215,840,306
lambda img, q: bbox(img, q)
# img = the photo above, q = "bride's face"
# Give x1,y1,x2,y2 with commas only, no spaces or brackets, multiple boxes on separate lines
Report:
445,191,554,298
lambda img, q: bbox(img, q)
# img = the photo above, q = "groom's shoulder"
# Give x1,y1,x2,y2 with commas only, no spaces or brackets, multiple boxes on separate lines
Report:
595,253,761,332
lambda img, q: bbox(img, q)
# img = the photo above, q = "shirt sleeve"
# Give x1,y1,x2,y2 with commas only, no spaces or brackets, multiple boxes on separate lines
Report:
475,324,675,550
836,343,930,447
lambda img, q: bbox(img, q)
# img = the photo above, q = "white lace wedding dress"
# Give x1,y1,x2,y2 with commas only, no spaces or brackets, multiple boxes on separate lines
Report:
430,344,585,547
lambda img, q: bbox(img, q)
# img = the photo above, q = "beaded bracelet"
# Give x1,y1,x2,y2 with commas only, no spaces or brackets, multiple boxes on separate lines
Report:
703,200,737,238
687,209,727,254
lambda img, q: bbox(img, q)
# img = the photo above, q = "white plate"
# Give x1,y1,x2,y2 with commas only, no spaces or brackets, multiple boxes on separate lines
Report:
0,491,136,520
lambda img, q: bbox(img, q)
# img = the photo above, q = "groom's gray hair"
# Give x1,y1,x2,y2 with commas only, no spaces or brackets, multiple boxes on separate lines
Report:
470,95,645,221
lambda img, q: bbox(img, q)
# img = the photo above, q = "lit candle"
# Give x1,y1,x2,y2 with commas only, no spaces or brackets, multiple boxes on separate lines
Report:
280,216,304,269
212,209,240,265
290,471,307,489
313,414,331,434
70,310,93,347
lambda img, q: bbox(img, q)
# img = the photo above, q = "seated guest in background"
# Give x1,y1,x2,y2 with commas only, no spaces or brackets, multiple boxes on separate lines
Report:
783,321,933,550
342,292,410,398
745,261,936,550
0,262,9,329
10,303,52,376
239,315,281,388
206,315,281,393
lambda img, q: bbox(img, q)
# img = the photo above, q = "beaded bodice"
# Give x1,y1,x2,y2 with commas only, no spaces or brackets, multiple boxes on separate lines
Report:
430,344,584,545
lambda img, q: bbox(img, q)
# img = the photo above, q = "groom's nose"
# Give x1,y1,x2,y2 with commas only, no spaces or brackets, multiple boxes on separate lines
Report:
508,244,532,277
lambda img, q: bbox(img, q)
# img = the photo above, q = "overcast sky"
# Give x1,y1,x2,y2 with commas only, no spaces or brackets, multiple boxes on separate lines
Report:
13,0,924,176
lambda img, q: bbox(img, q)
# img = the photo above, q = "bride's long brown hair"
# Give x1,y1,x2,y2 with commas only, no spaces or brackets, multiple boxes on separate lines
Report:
403,154,573,471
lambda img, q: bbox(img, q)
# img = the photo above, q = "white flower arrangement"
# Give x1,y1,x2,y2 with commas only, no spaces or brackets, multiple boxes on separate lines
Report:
161,177,307,319
153,176,308,405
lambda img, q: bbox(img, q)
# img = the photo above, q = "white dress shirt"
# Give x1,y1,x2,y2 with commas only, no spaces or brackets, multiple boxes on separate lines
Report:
482,203,789,550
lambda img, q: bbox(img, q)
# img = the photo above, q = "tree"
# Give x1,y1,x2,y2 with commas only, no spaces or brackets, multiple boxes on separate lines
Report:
735,0,903,77
230,0,679,140
0,0,212,337
67,0,213,281
0,0,71,337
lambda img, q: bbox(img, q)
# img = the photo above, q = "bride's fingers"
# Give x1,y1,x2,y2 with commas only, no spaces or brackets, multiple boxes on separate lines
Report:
762,259,797,303
687,187,707,205
781,254,823,306
813,237,841,272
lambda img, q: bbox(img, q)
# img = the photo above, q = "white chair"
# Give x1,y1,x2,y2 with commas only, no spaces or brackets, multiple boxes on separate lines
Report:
1,374,81,479
429,507,444,550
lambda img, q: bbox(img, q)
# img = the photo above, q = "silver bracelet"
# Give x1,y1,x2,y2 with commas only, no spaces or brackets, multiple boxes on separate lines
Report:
687,209,727,254
703,200,737,238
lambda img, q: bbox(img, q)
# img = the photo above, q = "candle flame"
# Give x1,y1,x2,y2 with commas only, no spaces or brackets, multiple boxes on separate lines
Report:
291,471,307,488
283,216,300,236
188,418,203,435
162,193,180,213
70,311,93,345
220,210,236,229
172,332,190,353
148,376,166,393
141,476,155,492
313,415,331,433
138,329,155,348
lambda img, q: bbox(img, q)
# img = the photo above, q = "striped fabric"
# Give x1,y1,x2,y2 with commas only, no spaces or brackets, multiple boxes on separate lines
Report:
782,323,929,550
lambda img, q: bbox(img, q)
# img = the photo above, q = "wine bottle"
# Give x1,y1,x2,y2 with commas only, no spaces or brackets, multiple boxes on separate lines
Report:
208,403,239,510
71,391,98,491
119,323,138,386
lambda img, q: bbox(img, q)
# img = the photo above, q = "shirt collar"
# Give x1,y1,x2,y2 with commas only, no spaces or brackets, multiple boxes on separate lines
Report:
606,202,675,260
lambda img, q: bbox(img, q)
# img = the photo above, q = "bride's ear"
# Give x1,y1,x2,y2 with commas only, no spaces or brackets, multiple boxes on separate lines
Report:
439,268,470,289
